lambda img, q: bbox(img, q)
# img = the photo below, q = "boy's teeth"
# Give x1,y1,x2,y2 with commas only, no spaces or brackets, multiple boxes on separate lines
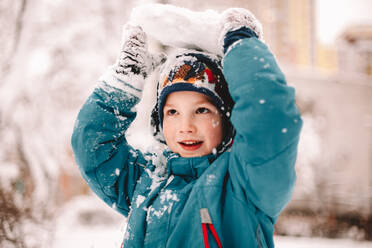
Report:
182,141,200,145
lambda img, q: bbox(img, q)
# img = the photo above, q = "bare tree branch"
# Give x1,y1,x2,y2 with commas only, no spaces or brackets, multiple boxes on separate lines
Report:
1,0,28,82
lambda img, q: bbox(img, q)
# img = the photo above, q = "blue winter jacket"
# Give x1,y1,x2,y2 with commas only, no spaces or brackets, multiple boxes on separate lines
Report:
72,37,302,248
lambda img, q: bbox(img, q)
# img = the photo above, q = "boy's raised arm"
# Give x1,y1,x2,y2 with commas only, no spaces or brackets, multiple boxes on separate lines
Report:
220,9,303,219
71,25,165,216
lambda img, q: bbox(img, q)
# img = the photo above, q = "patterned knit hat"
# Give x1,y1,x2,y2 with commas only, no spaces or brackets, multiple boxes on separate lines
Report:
151,49,235,154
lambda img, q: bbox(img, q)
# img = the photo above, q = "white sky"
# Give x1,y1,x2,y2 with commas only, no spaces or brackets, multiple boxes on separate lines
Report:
316,0,372,44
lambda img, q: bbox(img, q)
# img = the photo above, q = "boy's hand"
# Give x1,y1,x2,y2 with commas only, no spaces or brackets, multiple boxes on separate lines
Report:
218,8,264,54
115,24,166,79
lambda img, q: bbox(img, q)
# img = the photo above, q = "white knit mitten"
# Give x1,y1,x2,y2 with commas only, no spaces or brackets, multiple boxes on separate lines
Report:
113,24,166,89
218,8,264,53
116,24,165,78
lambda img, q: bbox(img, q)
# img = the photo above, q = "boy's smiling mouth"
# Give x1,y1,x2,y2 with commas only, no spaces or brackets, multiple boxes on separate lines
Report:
178,140,203,151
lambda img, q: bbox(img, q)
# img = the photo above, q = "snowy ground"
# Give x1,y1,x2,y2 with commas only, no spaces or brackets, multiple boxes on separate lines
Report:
274,236,372,248
52,195,372,248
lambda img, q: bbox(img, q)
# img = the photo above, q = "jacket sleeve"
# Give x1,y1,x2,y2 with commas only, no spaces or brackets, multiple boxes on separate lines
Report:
223,37,303,219
71,69,148,217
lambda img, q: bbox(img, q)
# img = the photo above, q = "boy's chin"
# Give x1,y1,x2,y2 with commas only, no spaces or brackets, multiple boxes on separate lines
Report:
177,150,211,158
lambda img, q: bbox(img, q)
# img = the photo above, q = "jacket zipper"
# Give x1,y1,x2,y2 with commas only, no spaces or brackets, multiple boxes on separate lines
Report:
200,208,222,248
256,226,265,248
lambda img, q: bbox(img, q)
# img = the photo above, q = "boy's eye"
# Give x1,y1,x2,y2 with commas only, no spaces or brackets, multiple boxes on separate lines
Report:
166,109,177,116
196,107,210,114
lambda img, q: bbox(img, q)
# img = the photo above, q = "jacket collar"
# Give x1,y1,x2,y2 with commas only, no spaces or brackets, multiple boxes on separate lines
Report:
164,150,217,179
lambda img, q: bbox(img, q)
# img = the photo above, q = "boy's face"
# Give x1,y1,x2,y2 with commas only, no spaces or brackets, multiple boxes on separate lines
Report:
162,91,223,158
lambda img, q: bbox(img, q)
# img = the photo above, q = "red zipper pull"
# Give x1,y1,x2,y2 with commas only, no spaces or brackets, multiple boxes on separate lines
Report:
200,208,222,248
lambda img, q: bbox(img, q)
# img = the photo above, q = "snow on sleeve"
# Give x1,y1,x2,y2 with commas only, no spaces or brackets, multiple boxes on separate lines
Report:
160,189,179,204
130,3,222,55
135,195,146,208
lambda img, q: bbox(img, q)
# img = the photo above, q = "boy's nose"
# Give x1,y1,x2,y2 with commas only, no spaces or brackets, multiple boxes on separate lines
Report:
179,116,196,133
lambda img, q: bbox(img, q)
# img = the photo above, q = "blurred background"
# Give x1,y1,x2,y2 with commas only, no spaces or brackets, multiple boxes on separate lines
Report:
1,0,371,247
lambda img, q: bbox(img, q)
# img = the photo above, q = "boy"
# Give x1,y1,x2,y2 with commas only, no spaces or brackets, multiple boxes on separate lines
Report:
72,8,302,248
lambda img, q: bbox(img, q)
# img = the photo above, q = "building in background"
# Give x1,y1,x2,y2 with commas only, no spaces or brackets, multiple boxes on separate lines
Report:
257,0,338,73
172,0,318,68
258,0,316,67
337,25,372,77
179,0,337,72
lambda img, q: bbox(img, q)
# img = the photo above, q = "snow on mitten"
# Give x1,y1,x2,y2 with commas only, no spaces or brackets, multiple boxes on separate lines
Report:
114,24,166,90
218,8,264,54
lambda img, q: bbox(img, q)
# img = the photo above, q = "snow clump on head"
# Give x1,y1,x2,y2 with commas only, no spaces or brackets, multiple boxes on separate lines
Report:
150,49,235,154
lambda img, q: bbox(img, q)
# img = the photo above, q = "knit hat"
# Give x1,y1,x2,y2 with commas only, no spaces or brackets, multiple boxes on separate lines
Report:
151,49,235,154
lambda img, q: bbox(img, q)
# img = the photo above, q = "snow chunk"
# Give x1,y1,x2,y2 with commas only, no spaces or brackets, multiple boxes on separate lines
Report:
98,68,143,98
160,190,179,204
148,205,168,219
206,174,217,185
144,153,168,195
165,175,175,187
259,99,266,104
113,108,127,121
135,195,146,208
129,149,137,157
281,128,288,133
212,148,217,155
212,119,220,128
130,3,222,54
